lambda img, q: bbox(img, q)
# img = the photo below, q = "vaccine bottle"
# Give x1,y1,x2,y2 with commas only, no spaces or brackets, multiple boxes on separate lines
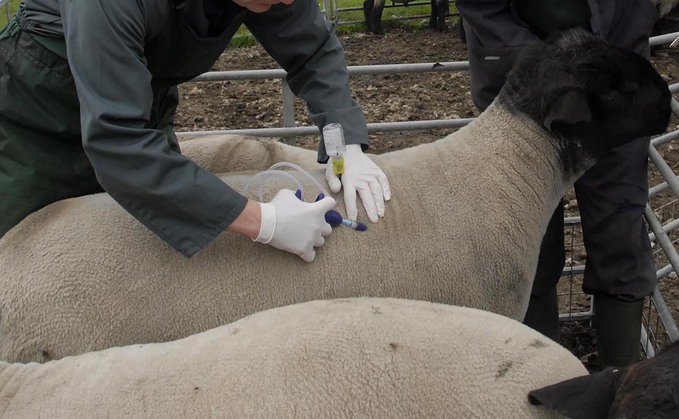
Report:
322,123,346,175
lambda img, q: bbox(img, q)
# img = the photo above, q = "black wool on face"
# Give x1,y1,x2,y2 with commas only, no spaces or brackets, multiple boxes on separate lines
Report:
498,28,671,177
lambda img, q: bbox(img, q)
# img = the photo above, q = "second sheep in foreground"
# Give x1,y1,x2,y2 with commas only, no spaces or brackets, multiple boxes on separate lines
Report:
0,298,587,418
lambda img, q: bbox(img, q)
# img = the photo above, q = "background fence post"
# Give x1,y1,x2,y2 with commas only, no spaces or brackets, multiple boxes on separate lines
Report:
281,80,297,146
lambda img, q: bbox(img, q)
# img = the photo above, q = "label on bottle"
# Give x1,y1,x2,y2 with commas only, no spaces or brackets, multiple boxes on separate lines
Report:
322,123,345,157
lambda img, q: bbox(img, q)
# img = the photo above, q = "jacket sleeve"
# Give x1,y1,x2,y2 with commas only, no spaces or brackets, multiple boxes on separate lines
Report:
60,0,247,257
455,0,542,48
243,0,369,163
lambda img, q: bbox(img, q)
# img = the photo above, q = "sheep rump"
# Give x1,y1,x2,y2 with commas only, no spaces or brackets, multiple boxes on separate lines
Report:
0,298,587,418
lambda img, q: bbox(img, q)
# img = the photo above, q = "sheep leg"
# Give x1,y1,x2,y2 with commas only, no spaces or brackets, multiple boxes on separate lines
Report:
363,0,385,34
429,0,449,32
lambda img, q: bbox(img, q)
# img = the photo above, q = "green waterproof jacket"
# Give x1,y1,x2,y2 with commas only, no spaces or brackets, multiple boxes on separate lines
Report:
19,0,367,256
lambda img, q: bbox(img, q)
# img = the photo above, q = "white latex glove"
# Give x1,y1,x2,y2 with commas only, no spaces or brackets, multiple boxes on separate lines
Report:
325,144,391,223
254,189,335,262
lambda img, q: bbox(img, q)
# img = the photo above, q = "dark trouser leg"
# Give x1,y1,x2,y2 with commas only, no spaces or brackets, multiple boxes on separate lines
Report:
575,137,654,368
576,138,655,299
523,202,565,341
0,20,102,238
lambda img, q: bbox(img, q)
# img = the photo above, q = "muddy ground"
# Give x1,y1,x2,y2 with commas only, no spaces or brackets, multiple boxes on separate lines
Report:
174,23,679,365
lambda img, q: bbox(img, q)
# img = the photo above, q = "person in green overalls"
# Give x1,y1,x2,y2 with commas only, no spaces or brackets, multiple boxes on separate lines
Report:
0,0,391,262
457,0,661,369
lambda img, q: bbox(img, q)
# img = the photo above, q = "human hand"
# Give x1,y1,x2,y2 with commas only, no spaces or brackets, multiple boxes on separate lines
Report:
325,144,391,223
254,189,335,262
232,0,294,13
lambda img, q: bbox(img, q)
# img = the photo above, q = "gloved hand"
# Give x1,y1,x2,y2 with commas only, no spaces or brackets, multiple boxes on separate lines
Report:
254,189,336,262
325,144,391,223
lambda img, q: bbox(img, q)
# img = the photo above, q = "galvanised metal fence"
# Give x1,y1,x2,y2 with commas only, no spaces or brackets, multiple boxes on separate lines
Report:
179,32,679,141
0,0,11,23
323,0,457,26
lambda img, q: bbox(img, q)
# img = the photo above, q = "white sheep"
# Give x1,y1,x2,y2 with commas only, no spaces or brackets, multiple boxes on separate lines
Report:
0,29,671,362
0,297,587,418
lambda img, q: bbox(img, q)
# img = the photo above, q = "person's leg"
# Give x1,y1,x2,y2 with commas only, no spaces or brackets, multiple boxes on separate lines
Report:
592,294,644,368
575,137,655,368
0,20,102,238
581,0,660,370
523,202,565,341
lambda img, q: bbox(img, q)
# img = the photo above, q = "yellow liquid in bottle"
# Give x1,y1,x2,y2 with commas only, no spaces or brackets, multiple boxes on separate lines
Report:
332,156,345,175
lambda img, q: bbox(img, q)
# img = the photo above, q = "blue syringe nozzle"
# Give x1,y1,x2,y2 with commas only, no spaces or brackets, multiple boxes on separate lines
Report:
324,210,367,232
324,210,344,226
340,218,367,232
315,194,367,232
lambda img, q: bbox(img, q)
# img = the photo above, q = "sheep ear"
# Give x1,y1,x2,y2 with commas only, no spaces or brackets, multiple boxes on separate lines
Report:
544,89,592,132
528,370,621,418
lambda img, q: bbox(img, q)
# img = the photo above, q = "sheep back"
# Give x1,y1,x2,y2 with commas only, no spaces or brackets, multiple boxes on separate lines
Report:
0,298,586,418
178,135,321,173
0,115,552,363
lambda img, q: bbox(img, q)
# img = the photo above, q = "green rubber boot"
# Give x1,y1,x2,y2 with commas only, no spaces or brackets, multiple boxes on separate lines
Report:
593,294,644,369
523,287,561,342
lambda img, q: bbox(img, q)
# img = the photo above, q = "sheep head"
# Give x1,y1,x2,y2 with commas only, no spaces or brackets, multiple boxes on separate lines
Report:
528,340,679,418
499,28,671,175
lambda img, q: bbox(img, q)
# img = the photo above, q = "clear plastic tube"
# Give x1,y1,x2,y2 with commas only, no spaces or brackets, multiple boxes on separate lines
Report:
241,169,303,202
267,162,330,197
240,161,366,231
241,161,330,202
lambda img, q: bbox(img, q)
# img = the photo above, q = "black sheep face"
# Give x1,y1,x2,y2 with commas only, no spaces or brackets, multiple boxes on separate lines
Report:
528,340,679,418
500,28,671,161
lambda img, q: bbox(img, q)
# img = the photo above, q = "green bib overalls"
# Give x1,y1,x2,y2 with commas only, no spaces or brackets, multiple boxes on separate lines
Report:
0,3,245,238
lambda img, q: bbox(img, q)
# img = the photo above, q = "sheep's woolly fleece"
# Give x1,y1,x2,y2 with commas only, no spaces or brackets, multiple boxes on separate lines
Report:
0,105,565,362
0,29,671,363
0,298,587,418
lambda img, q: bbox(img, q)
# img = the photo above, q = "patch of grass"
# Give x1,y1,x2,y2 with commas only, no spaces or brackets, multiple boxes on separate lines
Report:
229,33,258,48
0,0,20,27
